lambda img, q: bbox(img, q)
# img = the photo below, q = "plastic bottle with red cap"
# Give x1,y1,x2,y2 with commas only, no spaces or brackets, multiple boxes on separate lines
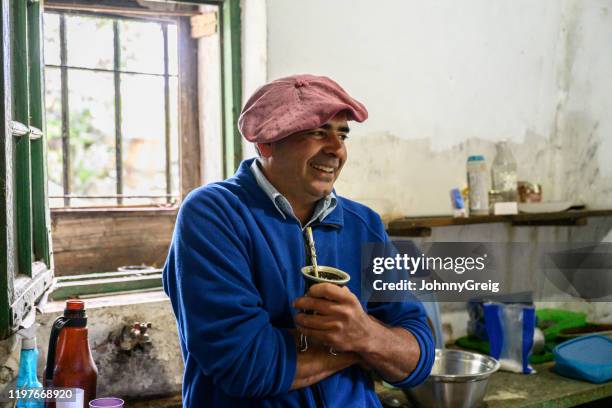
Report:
45,300,98,408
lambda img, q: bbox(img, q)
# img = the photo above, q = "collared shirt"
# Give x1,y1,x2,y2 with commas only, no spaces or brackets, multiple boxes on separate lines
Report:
250,159,337,229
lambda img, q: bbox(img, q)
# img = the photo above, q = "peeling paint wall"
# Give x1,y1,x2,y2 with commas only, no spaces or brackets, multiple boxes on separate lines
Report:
264,0,612,338
0,298,183,403
266,0,612,216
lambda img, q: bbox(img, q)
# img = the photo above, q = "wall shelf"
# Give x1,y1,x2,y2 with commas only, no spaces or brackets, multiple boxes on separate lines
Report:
387,209,612,237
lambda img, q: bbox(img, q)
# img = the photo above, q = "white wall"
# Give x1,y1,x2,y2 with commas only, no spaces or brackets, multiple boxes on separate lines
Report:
241,0,267,159
259,0,612,330
264,0,612,216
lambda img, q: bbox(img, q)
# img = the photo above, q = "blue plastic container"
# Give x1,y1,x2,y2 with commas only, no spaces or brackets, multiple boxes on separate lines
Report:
553,334,612,383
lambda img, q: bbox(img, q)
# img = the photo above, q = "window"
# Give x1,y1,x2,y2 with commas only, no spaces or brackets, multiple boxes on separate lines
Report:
43,11,180,207
43,0,206,279
1,0,242,334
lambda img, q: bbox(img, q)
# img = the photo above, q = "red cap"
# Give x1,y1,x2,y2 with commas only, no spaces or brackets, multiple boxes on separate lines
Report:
65,299,85,311
238,74,368,144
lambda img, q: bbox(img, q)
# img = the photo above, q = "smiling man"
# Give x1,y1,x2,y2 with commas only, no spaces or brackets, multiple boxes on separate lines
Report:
255,112,349,223
163,74,434,407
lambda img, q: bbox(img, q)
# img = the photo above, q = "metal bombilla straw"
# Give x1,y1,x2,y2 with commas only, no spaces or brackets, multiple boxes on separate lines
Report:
300,227,317,351
306,227,319,278
300,227,324,352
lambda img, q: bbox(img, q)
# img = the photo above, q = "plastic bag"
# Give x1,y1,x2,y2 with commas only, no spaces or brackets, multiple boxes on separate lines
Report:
483,302,536,374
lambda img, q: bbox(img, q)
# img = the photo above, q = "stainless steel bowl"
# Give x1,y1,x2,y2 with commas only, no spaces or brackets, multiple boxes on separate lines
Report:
403,349,500,408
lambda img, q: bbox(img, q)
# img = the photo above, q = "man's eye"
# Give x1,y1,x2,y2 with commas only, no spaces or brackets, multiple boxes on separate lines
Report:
340,134,349,141
309,131,326,138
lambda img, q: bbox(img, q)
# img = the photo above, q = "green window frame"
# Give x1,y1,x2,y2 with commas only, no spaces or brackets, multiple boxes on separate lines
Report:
220,0,242,177
166,0,243,177
1,0,54,339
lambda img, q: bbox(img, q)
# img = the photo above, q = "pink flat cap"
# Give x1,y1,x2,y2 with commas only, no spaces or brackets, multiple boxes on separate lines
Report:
238,74,368,144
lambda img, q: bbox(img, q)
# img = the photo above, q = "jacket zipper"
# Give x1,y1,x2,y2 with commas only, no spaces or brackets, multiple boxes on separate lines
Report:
301,226,325,408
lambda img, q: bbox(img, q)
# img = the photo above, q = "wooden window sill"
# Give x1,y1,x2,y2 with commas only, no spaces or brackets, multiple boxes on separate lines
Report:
51,206,179,217
41,289,169,314
50,268,163,301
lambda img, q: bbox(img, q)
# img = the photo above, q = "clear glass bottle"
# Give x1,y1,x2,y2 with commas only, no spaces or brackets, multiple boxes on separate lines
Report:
491,141,518,202
467,155,490,216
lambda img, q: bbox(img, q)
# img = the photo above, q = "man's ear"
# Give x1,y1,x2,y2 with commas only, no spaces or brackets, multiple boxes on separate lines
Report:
257,143,273,158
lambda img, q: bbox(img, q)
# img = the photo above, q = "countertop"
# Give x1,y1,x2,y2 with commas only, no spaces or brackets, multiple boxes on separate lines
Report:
126,363,612,408
376,362,612,408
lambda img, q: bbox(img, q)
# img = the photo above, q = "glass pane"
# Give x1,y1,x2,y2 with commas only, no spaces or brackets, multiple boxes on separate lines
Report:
44,67,64,208
119,20,164,75
167,23,178,76
121,74,166,204
43,13,60,66
68,69,116,204
66,15,113,69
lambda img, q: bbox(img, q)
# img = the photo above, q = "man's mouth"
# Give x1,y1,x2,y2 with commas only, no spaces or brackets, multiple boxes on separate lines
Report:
309,163,336,174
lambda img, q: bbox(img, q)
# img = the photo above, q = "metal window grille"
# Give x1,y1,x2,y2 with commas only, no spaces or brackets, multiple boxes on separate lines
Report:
45,11,178,206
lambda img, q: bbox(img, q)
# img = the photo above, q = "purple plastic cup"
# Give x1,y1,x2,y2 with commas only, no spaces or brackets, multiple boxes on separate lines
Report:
89,398,124,408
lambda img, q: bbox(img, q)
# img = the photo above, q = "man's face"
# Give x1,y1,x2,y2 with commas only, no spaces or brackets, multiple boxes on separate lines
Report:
259,112,350,205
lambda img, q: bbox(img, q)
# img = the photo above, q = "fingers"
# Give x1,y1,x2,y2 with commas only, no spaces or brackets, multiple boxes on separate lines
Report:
296,326,349,351
293,283,356,309
293,295,344,315
294,312,343,331
307,283,353,302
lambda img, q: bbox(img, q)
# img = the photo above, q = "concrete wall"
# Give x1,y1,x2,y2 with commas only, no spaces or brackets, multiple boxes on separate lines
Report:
34,294,183,400
0,294,183,403
265,0,612,216
262,0,612,334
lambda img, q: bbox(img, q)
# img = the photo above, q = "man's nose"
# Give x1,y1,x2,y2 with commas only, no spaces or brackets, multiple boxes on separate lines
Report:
323,132,344,155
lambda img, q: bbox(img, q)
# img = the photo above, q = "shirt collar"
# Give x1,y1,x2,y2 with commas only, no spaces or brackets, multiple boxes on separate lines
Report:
250,159,337,227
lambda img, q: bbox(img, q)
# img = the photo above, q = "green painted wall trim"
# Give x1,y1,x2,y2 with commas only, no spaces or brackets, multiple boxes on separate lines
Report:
13,0,33,277
221,0,242,178
0,0,13,340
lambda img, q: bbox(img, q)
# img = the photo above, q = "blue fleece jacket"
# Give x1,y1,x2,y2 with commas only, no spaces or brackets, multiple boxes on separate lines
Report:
163,158,434,407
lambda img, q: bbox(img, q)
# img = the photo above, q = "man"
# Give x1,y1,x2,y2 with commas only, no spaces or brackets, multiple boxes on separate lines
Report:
163,74,434,407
